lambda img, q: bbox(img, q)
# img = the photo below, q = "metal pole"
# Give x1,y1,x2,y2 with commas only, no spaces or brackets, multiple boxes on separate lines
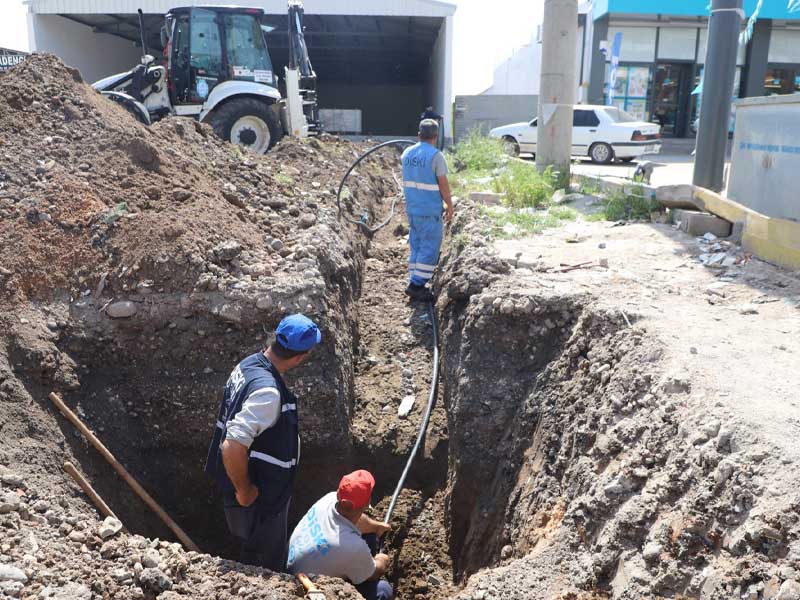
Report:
692,0,743,191
536,0,578,177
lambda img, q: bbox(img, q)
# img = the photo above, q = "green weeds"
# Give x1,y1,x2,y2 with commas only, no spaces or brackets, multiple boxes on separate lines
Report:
600,186,660,221
448,130,507,172
492,162,558,209
484,205,577,238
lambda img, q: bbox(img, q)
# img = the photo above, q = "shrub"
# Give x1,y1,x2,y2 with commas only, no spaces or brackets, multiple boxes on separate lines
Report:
602,186,660,221
449,130,507,172
492,162,557,209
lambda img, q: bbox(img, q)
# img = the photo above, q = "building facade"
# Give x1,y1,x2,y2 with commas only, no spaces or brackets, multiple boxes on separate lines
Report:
587,0,800,137
25,0,455,139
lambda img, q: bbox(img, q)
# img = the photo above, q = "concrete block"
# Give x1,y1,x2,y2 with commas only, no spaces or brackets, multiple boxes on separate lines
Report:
655,184,699,209
470,191,504,206
672,209,733,238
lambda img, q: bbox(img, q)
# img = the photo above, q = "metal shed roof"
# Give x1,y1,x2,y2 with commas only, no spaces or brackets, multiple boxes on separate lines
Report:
27,0,456,18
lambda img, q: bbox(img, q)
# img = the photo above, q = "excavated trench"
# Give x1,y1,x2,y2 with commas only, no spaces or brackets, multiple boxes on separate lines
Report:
6,200,659,600
1,140,711,598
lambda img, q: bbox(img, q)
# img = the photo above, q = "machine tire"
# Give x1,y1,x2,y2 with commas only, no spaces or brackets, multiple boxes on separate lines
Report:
502,136,520,157
589,142,614,165
207,97,282,154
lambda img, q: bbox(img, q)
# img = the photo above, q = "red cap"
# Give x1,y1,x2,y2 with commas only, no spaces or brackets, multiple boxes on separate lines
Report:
337,470,375,509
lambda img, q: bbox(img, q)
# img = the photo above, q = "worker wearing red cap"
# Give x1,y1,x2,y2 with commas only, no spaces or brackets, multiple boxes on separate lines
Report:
287,470,394,600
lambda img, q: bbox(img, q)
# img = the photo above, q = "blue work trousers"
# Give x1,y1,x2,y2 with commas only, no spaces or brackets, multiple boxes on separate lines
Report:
407,214,443,286
354,534,394,600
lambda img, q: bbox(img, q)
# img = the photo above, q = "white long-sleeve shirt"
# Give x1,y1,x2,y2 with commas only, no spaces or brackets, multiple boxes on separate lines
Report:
225,387,280,447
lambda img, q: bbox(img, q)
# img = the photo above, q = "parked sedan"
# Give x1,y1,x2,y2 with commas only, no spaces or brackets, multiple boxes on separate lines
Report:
489,105,662,164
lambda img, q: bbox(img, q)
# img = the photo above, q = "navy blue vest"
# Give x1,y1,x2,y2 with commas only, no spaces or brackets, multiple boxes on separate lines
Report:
205,352,299,513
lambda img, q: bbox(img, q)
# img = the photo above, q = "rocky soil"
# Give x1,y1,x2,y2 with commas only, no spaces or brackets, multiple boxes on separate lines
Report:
0,54,402,599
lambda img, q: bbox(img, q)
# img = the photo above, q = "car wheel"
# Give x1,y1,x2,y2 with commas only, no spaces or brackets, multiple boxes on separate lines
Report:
207,97,282,154
502,136,520,157
619,157,635,163
589,142,614,165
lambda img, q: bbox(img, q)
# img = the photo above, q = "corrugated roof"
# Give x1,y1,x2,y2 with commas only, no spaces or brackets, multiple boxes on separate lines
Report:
28,0,456,17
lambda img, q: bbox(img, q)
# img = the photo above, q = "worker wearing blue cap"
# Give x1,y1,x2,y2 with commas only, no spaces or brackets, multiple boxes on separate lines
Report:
205,314,322,572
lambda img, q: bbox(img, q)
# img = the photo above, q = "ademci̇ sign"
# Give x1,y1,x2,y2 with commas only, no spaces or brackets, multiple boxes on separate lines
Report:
0,49,27,72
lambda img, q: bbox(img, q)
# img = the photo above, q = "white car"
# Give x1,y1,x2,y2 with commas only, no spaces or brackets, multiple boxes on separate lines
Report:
489,105,662,164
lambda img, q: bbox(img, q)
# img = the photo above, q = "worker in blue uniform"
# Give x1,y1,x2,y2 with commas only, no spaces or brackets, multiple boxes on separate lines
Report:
400,119,454,303
205,314,322,572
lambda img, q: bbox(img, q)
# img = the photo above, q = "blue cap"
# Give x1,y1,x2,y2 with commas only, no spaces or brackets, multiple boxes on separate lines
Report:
275,314,321,352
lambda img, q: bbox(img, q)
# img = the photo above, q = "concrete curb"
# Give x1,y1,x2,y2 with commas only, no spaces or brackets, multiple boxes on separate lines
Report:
693,187,800,270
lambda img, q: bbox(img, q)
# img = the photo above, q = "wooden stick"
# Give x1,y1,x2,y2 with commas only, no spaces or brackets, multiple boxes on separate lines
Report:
63,461,129,533
49,392,200,552
297,573,325,598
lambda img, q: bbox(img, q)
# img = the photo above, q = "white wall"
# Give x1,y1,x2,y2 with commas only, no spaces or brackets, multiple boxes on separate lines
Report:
429,15,454,142
484,39,542,96
28,14,141,83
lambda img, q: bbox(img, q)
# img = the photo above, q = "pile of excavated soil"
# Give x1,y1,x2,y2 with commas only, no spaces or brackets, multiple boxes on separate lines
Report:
0,53,392,309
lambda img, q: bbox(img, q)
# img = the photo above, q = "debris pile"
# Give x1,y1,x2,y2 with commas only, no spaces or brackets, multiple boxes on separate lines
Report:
0,463,357,600
696,232,750,269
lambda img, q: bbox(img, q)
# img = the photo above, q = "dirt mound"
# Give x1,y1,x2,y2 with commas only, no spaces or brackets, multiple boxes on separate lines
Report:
0,53,383,309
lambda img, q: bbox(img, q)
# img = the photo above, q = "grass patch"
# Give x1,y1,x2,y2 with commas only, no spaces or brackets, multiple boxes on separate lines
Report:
584,212,607,222
449,130,507,172
484,205,578,238
600,186,660,221
492,162,557,209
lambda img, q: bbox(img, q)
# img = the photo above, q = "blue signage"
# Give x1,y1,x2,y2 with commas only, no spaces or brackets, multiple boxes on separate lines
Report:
594,0,800,20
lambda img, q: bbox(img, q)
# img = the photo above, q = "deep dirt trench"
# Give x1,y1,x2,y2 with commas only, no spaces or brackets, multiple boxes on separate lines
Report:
4,194,794,600
2,195,681,600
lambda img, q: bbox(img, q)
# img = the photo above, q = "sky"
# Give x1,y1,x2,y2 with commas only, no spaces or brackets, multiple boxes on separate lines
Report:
0,0,544,96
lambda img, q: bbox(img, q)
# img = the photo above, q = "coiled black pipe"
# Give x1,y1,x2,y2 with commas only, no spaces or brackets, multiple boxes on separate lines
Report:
336,139,415,236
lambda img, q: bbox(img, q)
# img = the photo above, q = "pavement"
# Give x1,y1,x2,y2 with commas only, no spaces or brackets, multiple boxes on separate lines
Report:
521,138,733,188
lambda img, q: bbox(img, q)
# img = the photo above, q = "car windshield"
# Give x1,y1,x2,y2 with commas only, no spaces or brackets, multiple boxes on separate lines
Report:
604,107,639,123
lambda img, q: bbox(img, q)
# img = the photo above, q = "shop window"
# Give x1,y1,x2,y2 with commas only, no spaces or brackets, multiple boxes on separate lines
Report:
764,68,800,95
607,27,657,63
690,67,741,134
604,65,652,122
658,28,698,61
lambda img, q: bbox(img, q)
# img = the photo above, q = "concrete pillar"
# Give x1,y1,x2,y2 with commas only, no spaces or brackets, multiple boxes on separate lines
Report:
587,15,609,105
536,0,578,175
741,18,771,97
693,0,742,192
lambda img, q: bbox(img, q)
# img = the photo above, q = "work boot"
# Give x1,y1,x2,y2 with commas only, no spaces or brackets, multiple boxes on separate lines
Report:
405,283,435,303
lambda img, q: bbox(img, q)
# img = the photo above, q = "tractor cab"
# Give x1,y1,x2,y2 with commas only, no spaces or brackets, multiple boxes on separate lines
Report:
93,2,317,154
164,6,277,106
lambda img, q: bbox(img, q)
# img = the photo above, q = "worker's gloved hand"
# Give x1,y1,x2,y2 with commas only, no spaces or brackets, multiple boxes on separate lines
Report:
236,483,260,507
